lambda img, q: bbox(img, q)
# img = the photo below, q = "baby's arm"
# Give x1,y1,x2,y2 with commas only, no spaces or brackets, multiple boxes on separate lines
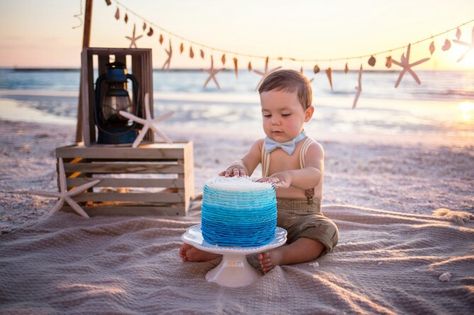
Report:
263,142,324,189
219,139,263,177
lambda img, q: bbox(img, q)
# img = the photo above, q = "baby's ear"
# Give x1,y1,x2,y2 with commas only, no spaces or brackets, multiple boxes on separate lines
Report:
304,105,315,121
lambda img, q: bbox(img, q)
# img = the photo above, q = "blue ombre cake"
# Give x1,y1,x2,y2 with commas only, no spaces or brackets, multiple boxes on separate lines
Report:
201,176,277,247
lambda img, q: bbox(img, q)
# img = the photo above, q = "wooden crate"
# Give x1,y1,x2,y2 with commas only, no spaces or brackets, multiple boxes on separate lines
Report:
55,143,194,216
81,47,154,146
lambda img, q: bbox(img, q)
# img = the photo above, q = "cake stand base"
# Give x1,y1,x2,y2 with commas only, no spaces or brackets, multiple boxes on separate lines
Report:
182,225,287,288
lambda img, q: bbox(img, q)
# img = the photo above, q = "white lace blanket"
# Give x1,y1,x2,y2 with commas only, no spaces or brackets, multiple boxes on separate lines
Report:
0,204,472,314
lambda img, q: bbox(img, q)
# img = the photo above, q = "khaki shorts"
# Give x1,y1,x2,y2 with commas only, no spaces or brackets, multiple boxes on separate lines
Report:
277,198,339,255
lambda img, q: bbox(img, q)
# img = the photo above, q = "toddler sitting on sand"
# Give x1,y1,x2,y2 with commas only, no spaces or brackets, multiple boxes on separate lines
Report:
180,69,339,273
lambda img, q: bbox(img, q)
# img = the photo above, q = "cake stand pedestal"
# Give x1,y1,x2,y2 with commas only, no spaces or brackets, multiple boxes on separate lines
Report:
182,225,287,288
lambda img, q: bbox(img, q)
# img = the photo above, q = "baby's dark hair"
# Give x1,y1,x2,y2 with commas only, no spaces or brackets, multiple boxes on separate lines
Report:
258,69,312,110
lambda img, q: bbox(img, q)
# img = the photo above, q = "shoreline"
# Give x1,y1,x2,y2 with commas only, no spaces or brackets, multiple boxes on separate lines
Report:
1,118,473,234
0,96,472,149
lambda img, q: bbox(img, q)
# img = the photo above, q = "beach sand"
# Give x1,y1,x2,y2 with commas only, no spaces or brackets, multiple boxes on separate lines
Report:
1,118,473,313
1,118,472,233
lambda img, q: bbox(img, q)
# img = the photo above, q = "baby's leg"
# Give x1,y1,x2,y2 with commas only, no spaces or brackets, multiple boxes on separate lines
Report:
179,243,221,262
258,238,324,273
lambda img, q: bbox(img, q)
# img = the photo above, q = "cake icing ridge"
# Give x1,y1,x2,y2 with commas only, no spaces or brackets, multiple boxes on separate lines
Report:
201,176,277,247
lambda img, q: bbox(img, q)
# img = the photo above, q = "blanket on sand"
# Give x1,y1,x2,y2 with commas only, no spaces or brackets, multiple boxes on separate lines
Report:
0,204,472,314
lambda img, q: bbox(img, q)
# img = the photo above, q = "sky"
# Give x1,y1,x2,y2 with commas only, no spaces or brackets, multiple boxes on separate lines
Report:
0,0,473,70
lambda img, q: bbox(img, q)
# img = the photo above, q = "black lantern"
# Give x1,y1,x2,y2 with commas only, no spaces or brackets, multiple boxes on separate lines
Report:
94,62,140,144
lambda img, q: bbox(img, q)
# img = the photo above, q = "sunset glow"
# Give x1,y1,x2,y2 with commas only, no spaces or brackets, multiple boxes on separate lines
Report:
0,0,473,70
458,101,474,122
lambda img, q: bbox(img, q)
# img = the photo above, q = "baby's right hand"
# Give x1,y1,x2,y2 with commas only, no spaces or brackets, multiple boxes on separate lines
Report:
219,163,248,177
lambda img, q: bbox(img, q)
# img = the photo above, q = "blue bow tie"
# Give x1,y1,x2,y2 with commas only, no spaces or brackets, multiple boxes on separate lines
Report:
264,132,306,155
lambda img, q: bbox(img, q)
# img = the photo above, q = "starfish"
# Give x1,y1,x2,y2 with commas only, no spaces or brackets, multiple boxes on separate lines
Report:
30,158,100,218
119,93,173,147
125,24,143,49
392,44,430,88
352,64,363,109
162,40,173,70
453,27,474,62
253,57,281,87
203,55,224,89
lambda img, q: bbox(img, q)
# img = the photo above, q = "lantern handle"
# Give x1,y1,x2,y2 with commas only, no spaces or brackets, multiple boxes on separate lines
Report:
94,73,107,127
126,73,141,118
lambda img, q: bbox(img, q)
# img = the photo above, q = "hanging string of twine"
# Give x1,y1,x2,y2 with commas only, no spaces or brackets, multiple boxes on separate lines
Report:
72,0,84,29
111,0,473,63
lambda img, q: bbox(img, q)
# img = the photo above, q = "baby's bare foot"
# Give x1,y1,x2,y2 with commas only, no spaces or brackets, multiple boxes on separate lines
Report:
258,249,283,273
179,243,192,261
179,243,220,262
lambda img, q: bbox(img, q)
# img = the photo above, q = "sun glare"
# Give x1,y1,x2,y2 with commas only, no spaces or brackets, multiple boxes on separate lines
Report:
457,101,474,122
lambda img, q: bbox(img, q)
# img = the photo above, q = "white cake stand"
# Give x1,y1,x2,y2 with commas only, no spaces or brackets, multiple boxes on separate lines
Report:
182,224,287,288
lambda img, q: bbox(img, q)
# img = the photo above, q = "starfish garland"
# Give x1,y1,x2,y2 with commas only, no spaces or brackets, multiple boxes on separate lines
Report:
203,55,224,89
162,40,173,70
30,158,100,218
125,24,143,49
119,93,174,147
253,57,281,87
452,27,474,62
392,44,430,88
352,64,363,109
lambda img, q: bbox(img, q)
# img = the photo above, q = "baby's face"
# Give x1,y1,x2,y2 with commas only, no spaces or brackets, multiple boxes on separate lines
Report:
260,90,313,142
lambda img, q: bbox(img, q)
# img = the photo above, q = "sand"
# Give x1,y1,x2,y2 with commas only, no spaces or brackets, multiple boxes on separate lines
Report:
1,118,473,313
1,118,472,233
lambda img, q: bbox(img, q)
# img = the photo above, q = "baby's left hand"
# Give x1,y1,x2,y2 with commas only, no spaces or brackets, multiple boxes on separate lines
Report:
257,172,291,188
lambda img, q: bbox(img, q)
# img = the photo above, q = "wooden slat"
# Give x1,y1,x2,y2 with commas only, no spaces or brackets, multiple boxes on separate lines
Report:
67,178,184,188
73,192,184,203
62,204,185,216
64,162,183,174
144,50,153,112
184,141,195,201
114,54,126,65
56,143,189,159
98,55,109,75
68,160,180,166
131,53,153,142
131,53,143,101
87,47,152,56
81,50,95,146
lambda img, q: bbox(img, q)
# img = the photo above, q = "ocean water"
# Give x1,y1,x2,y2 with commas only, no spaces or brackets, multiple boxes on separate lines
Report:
0,68,473,144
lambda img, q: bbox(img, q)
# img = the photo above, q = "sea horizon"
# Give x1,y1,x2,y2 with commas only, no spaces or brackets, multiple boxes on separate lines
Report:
0,68,473,147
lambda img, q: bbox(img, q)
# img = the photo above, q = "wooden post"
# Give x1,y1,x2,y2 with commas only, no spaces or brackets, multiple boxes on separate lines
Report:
75,0,93,143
